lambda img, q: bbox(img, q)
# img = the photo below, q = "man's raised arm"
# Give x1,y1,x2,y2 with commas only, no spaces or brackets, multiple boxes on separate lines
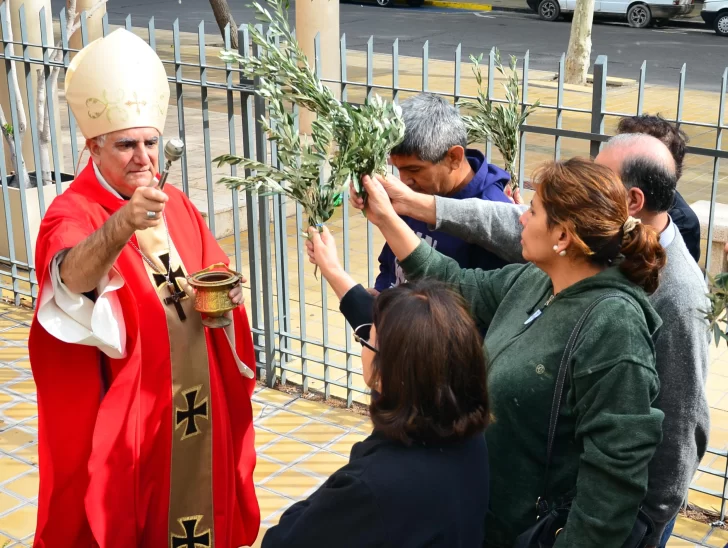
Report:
372,174,527,264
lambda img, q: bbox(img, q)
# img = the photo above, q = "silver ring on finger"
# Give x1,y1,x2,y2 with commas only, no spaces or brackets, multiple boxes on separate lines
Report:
146,211,157,219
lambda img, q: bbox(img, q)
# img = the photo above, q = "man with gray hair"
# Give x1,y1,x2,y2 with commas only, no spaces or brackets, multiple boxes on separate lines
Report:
371,132,709,548
372,92,511,294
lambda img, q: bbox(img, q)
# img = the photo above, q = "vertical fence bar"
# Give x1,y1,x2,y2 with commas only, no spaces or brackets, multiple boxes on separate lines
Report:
392,39,399,105
722,452,728,521
39,9,62,197
704,68,726,277
637,61,646,115
590,55,608,158
340,34,348,103
0,1,19,301
241,26,263,356
342,179,354,407
554,53,564,161
125,14,132,32
172,20,189,196
80,11,88,46
19,4,45,224
422,40,429,92
366,35,373,103
102,12,109,36
59,8,79,170
454,44,461,110
293,104,309,392
518,51,529,190
224,25,242,273
2,3,34,289
198,22,216,236
314,32,331,399
676,63,686,130
270,29,291,379
486,47,495,161
366,36,374,288
148,17,164,167
253,26,277,387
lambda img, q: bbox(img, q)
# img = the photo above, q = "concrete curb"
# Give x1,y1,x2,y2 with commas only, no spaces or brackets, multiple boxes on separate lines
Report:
423,0,493,10
421,1,533,13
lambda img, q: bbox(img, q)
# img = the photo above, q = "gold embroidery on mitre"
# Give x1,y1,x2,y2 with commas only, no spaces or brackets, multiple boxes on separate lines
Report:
170,515,211,548
175,385,209,441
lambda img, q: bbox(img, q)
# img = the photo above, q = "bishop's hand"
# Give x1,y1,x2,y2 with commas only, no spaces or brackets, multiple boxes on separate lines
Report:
120,186,169,231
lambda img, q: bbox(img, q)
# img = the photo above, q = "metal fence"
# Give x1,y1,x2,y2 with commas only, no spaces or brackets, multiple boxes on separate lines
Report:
1,3,728,519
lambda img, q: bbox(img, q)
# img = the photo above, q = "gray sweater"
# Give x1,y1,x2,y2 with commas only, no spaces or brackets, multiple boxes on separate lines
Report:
435,197,710,544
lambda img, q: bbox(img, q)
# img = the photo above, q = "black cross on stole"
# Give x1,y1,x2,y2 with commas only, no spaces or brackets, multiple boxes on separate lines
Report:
175,386,209,440
171,516,211,548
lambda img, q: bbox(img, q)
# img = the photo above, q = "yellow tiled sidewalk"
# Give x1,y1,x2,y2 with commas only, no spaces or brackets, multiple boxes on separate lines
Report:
0,298,728,546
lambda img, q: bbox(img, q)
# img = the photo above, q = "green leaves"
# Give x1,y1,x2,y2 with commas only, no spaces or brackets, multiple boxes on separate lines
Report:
458,49,540,192
215,0,404,227
705,273,728,346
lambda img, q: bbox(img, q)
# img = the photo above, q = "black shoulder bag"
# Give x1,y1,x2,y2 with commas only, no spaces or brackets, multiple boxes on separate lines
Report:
513,293,655,548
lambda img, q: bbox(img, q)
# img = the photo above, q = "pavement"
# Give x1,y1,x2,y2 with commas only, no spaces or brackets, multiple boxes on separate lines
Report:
49,0,725,90
0,7,727,546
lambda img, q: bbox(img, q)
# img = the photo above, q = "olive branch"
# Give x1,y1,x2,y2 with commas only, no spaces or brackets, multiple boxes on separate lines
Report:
458,50,539,192
214,0,405,232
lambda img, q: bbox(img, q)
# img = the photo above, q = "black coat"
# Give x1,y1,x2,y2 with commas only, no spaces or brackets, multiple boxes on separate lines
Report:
670,190,701,262
262,431,490,548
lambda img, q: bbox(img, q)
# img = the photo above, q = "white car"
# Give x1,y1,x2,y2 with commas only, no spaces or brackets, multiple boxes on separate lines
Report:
529,0,700,27
701,0,728,34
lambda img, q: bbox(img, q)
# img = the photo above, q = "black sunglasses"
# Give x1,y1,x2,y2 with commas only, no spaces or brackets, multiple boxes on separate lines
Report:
354,323,378,353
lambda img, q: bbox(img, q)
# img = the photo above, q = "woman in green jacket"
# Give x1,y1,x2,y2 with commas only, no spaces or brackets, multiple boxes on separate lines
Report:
307,158,666,548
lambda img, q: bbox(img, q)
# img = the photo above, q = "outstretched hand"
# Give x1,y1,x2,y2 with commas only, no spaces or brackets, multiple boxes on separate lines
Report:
349,175,399,227
306,226,343,278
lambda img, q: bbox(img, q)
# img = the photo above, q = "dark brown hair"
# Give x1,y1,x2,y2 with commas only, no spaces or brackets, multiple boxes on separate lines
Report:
617,114,688,179
369,281,490,445
534,157,667,294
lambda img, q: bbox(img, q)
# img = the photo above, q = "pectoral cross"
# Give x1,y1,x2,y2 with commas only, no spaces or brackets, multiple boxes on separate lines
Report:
163,282,187,321
152,252,188,321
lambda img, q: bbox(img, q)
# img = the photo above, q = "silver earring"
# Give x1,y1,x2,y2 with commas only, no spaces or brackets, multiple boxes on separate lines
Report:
559,250,567,257
552,245,559,253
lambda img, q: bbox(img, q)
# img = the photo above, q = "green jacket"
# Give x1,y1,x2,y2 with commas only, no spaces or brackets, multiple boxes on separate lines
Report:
400,242,664,548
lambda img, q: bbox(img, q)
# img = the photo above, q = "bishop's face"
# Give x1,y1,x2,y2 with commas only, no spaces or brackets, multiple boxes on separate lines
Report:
88,127,161,198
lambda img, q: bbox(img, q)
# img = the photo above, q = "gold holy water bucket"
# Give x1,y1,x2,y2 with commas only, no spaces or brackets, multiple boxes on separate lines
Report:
187,263,241,328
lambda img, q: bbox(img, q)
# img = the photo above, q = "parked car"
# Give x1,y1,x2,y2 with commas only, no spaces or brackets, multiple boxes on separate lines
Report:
701,0,728,34
528,0,699,27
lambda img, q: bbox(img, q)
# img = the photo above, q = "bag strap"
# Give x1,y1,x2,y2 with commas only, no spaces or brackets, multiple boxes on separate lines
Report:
538,292,632,514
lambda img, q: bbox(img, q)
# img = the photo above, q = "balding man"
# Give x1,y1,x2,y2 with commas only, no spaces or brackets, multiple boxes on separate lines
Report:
375,134,709,548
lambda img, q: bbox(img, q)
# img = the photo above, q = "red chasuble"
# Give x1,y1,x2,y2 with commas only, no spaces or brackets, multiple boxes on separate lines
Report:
29,160,260,547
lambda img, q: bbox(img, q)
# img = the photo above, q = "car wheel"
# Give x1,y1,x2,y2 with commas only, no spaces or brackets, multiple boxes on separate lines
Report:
627,3,651,27
715,11,728,35
538,0,561,21
376,0,395,6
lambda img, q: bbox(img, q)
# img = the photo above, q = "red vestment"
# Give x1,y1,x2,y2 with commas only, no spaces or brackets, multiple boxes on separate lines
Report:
29,160,260,547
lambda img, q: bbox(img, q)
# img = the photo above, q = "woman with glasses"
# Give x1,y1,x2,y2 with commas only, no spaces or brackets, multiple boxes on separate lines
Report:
307,158,666,548
262,280,491,548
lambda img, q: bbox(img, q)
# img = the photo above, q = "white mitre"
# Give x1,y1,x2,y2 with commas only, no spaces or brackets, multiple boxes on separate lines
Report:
64,29,170,139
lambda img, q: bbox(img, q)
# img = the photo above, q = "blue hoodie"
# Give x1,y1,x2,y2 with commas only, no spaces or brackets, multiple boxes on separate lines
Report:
374,149,512,292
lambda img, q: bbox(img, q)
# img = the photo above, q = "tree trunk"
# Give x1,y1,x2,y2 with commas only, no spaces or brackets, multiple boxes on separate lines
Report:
564,0,595,85
209,0,239,50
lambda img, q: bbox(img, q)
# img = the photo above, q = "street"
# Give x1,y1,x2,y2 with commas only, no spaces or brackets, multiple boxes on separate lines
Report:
50,0,727,90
